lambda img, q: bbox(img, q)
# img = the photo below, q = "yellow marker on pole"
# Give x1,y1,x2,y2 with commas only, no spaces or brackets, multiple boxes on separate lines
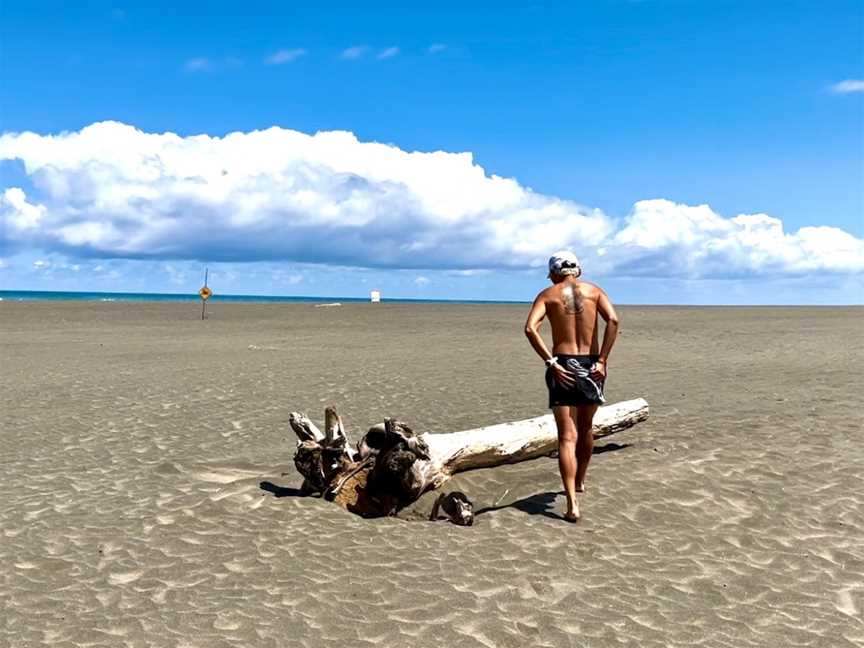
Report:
199,268,211,320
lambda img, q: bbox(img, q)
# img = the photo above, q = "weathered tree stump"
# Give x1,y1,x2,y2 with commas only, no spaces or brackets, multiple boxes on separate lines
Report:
290,398,649,518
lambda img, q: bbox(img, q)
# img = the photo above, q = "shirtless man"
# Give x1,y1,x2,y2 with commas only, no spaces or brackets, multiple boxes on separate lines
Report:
524,251,620,523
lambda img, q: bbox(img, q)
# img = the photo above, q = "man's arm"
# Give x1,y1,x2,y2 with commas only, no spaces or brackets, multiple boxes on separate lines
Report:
524,293,553,362
525,293,576,386
592,289,619,379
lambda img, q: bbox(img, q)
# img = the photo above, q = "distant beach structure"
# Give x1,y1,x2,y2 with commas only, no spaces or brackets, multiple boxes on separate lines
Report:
370,290,381,303
198,268,212,320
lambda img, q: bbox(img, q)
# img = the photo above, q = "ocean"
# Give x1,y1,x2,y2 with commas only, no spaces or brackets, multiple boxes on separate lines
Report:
0,290,525,305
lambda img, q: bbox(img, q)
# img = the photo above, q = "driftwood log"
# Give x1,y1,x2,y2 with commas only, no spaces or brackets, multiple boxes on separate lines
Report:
290,398,649,518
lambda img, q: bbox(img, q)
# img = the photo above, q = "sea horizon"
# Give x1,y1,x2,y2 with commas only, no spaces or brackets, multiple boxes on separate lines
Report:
0,289,530,305
1,289,860,307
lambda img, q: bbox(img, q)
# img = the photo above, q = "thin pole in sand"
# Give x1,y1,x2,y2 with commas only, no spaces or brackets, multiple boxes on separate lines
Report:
198,268,212,320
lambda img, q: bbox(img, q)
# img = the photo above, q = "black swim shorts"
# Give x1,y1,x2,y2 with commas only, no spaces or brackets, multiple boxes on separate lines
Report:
545,354,606,408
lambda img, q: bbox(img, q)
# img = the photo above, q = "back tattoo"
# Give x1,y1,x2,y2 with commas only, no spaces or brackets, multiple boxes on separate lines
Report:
562,284,584,314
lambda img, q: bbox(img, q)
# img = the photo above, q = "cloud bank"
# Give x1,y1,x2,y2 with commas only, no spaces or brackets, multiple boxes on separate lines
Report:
1,121,861,278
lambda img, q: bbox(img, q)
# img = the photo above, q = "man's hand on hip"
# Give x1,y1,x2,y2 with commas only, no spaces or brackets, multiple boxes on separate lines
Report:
590,359,607,381
551,362,577,388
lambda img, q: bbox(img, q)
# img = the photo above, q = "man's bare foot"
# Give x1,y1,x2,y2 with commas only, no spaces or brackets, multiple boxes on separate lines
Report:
575,483,586,493
564,499,580,523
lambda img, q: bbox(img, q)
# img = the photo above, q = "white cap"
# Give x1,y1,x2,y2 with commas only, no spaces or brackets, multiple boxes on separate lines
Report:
548,250,582,278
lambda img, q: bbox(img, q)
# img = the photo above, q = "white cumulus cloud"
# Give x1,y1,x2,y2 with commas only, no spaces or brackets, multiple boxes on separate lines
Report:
266,48,307,65
377,47,400,60
183,57,243,72
2,187,44,230
607,200,863,277
340,46,368,60
830,79,864,94
184,57,210,72
0,121,861,279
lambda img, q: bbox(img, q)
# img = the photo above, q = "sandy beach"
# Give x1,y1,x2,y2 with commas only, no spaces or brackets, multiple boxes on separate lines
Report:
1,301,862,647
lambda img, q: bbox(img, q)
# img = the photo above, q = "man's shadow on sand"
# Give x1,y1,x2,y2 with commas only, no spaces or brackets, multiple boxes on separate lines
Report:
475,491,564,520
475,442,631,521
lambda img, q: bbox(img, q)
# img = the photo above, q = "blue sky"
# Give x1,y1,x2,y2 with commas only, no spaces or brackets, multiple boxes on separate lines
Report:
1,0,862,303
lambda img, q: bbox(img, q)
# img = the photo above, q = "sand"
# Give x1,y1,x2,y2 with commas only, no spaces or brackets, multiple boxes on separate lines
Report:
1,301,862,647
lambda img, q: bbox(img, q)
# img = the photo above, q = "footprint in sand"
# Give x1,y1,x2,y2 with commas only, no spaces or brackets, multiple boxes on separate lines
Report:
108,570,143,585
836,589,859,616
213,616,242,631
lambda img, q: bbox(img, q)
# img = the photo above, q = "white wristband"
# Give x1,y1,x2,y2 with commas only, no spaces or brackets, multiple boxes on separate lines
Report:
545,356,559,368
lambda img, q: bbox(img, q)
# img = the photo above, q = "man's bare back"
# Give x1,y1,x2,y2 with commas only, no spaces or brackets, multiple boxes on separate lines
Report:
538,280,607,356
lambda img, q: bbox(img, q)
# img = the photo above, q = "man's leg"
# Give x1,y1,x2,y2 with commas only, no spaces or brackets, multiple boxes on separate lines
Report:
573,404,599,492
553,406,579,521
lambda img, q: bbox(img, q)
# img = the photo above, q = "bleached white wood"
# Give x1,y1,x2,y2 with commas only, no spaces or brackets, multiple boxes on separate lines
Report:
415,398,649,490
288,412,325,443
288,398,649,516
